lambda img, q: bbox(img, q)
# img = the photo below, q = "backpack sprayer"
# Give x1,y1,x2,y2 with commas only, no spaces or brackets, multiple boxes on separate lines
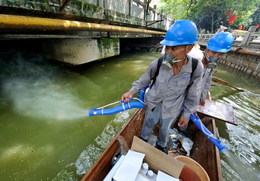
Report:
88,86,228,152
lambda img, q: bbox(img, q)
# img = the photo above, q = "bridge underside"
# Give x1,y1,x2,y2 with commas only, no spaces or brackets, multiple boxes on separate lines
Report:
0,0,169,65
0,36,163,66
0,16,164,65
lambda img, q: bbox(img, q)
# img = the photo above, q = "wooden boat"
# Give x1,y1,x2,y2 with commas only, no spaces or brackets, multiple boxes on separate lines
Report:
82,106,223,181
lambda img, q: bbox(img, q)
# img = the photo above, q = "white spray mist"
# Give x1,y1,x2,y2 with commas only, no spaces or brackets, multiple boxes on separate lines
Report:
1,54,89,121
3,77,89,120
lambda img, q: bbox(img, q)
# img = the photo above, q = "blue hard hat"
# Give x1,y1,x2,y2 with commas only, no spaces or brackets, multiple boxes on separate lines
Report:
207,32,234,53
160,20,198,46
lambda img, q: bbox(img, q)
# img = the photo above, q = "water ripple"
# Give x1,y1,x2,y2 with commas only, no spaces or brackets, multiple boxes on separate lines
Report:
218,91,260,181
221,160,242,181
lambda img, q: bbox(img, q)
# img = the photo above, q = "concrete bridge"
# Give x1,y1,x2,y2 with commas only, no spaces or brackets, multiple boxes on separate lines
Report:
0,0,173,65
0,0,260,73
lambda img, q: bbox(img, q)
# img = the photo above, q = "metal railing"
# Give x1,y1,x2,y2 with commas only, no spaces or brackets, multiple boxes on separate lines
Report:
198,26,260,48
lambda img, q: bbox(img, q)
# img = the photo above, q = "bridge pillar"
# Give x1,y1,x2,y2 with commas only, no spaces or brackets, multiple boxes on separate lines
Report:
42,38,119,65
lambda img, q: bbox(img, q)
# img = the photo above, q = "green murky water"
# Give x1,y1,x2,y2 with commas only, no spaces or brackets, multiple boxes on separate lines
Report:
0,51,259,180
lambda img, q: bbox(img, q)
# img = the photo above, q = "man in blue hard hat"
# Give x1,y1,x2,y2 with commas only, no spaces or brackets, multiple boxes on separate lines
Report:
121,20,204,154
199,32,234,106
184,32,234,135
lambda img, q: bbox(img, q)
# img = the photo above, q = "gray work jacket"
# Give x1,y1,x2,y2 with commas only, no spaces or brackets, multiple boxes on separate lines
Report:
201,67,213,100
129,55,203,120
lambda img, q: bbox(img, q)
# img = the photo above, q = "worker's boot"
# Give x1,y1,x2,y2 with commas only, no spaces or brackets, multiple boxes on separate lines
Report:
156,144,168,155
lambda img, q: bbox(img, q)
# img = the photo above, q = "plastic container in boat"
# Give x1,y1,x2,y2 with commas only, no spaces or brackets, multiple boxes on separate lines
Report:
146,170,157,181
139,163,149,175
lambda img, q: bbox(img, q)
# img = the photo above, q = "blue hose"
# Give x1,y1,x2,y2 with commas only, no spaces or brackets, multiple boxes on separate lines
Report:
89,86,148,117
189,113,228,152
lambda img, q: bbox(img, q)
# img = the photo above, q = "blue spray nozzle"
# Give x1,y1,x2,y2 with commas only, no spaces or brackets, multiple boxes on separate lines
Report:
218,144,228,153
89,109,93,117
89,107,97,117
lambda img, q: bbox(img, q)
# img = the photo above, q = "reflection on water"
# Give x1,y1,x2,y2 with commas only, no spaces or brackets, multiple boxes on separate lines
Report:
0,50,260,180
211,66,260,181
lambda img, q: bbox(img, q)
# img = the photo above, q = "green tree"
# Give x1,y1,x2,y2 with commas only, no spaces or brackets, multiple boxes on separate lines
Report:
157,0,190,19
250,3,260,31
157,0,260,33
189,0,232,33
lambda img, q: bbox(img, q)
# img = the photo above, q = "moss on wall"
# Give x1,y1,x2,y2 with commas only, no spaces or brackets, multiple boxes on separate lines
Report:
98,38,119,58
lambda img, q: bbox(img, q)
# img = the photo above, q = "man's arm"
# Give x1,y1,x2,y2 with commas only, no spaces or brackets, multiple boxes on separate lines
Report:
201,70,212,99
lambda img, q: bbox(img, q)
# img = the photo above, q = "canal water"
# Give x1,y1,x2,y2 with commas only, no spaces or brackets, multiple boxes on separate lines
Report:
0,50,259,180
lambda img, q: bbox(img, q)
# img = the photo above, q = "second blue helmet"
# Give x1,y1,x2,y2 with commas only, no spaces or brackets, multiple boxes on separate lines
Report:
207,32,234,53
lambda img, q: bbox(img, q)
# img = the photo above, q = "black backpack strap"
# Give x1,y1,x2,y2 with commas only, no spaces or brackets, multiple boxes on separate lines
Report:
150,56,163,88
191,58,198,78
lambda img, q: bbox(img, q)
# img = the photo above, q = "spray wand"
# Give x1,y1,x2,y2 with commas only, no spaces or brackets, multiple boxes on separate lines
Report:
89,86,148,117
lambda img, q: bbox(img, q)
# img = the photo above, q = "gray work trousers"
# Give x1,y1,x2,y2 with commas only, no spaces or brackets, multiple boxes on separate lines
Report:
141,104,177,148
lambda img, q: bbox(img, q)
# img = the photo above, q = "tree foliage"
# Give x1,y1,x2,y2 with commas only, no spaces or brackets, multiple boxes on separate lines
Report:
157,0,260,33
250,3,260,31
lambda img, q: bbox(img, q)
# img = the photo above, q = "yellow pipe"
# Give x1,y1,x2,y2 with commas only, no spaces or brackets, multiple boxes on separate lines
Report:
0,14,166,35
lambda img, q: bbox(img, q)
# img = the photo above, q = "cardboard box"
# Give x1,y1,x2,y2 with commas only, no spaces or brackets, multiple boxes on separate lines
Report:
157,171,180,181
131,136,184,179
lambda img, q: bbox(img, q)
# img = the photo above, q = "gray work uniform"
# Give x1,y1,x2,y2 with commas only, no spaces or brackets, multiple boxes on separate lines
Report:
201,67,213,100
129,56,203,147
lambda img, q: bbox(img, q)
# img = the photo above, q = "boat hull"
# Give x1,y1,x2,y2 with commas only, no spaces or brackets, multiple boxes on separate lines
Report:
82,107,222,181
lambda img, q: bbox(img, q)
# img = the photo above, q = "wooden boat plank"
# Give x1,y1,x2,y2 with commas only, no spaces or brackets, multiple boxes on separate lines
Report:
212,119,223,181
197,99,237,125
121,108,146,148
190,129,209,175
207,122,218,181
190,119,222,181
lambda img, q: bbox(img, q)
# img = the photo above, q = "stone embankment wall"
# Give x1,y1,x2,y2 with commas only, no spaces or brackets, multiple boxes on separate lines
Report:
219,50,260,78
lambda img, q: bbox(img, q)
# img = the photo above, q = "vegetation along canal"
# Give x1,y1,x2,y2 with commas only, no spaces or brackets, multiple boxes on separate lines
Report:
0,50,259,180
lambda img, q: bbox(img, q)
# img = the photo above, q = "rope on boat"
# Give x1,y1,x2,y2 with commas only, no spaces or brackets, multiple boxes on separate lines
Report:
197,117,216,139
